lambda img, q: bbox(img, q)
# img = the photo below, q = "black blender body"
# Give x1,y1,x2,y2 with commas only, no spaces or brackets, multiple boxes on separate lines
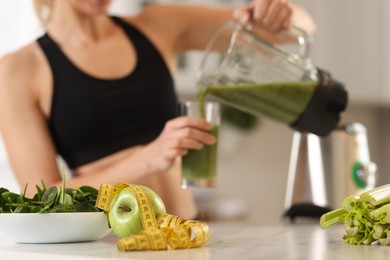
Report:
290,69,348,137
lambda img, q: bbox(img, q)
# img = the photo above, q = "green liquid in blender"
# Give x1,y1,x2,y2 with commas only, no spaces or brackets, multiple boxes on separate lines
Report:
182,126,219,181
183,81,317,185
197,81,317,124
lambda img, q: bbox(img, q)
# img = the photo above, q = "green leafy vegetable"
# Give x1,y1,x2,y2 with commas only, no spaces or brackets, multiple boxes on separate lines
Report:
320,184,390,246
0,177,101,214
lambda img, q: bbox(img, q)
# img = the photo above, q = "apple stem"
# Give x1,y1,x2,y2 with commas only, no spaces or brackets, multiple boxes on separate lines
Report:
119,206,132,212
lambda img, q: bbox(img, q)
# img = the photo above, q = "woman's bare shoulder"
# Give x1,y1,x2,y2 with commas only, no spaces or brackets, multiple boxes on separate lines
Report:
120,4,193,48
135,3,200,24
0,42,43,73
118,4,164,27
121,4,194,30
0,41,47,94
122,4,230,52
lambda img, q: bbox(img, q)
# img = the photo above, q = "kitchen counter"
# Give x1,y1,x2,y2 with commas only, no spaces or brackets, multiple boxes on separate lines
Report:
1,221,389,260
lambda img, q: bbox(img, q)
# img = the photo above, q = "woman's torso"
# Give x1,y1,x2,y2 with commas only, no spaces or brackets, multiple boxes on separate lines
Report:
36,15,176,166
37,16,177,169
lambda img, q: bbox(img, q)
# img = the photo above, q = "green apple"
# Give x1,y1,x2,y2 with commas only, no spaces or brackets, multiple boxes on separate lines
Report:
108,185,166,238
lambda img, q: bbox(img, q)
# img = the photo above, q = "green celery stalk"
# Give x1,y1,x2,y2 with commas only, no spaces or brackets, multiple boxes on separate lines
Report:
342,195,359,212
379,231,390,245
343,233,364,245
362,236,375,245
368,204,390,223
320,184,390,246
320,208,347,229
372,224,387,239
360,184,390,206
345,225,359,236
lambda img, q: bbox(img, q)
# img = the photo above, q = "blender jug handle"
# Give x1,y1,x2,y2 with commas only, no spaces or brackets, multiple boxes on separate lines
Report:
243,22,313,64
286,26,313,60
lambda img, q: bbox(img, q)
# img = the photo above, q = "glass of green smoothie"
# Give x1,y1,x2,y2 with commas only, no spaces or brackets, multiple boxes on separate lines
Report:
181,101,221,189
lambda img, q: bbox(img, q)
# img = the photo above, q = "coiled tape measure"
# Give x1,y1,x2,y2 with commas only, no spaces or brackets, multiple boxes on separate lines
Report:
96,183,210,251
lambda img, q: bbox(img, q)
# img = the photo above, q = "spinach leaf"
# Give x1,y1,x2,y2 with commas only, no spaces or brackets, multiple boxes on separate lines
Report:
0,178,101,214
41,186,59,208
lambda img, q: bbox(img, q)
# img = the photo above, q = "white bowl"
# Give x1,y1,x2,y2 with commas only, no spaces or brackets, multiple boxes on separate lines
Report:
0,212,111,243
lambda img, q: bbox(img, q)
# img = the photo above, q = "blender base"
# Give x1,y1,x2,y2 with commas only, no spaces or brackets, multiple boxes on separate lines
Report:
283,203,333,222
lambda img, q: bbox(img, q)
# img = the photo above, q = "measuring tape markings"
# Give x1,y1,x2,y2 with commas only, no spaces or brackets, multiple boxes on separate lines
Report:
96,183,210,251
128,184,158,231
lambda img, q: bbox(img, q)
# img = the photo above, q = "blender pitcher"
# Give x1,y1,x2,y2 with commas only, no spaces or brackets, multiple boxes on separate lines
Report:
197,22,348,136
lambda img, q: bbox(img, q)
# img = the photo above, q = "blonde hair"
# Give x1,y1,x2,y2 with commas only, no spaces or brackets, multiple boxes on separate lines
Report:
33,0,54,27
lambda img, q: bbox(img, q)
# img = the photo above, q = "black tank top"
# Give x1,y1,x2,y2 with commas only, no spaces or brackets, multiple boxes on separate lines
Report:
37,17,178,169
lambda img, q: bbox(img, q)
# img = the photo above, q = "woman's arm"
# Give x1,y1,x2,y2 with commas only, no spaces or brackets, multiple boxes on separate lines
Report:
138,0,315,53
0,49,62,193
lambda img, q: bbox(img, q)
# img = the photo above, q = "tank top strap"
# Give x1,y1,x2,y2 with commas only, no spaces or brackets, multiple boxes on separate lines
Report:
37,33,85,82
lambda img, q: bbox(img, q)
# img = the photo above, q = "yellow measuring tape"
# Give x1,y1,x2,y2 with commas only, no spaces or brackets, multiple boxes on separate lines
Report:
96,183,210,251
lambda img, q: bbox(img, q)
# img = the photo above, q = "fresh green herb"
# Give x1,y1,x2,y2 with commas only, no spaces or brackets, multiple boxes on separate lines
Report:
0,176,101,214
320,184,390,245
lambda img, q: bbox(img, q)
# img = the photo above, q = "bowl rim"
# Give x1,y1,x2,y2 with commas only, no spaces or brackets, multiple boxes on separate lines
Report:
0,211,111,243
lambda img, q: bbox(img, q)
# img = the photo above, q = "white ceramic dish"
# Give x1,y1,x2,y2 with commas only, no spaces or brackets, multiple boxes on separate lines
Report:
0,212,111,244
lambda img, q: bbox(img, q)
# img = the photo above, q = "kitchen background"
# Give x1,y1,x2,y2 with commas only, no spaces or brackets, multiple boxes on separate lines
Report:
0,0,389,224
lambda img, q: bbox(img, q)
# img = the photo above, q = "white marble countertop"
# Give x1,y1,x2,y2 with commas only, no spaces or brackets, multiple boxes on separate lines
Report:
1,221,389,260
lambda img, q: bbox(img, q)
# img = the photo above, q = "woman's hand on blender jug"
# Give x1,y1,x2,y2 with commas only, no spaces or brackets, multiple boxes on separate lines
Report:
233,0,316,34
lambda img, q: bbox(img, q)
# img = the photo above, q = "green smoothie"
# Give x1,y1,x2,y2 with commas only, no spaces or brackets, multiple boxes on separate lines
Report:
197,81,317,124
183,81,317,186
182,126,219,182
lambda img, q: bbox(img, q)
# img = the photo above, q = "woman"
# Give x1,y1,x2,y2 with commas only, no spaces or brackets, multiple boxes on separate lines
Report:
0,0,315,219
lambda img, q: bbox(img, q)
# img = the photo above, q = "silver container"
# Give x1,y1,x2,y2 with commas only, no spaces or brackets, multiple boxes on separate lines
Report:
284,122,377,220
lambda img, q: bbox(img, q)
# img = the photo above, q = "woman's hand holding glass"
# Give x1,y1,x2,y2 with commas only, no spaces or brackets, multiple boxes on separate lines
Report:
142,116,216,175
